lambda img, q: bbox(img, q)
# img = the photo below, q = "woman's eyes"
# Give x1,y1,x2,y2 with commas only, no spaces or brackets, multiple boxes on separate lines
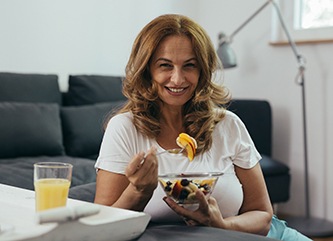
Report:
184,63,197,68
160,63,172,68
159,63,197,68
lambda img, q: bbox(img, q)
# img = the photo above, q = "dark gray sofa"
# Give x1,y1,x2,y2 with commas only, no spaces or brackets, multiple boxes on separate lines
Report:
0,72,125,191
0,72,290,205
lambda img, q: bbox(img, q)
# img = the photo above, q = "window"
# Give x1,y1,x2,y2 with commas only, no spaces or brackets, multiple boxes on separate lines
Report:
270,0,333,44
296,0,333,29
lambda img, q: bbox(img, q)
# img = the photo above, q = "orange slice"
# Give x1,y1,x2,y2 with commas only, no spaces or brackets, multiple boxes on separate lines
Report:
176,133,197,161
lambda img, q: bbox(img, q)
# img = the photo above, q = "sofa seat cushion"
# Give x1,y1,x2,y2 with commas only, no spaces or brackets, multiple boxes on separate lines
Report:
69,182,96,203
61,101,125,158
0,156,96,191
0,102,65,158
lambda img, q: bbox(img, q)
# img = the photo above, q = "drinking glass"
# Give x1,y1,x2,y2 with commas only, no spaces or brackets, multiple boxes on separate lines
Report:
34,162,73,212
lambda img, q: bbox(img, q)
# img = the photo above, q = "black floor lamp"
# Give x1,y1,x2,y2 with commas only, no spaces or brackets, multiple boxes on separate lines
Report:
217,0,333,238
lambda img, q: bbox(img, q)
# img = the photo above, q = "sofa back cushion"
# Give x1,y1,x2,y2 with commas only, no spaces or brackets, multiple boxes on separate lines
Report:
65,75,126,106
0,102,65,158
0,72,62,104
61,101,125,159
228,99,272,156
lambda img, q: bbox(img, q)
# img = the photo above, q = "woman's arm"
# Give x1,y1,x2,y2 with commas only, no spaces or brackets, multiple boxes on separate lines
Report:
94,148,158,212
222,163,273,235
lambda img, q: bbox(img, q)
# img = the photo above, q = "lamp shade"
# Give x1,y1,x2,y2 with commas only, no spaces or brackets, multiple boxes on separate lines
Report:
217,33,237,69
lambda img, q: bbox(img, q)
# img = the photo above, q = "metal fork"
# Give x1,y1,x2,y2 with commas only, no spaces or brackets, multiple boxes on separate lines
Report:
155,146,187,156
140,146,186,166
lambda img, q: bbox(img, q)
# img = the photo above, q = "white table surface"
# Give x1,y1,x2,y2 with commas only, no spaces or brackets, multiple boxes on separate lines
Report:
0,184,150,241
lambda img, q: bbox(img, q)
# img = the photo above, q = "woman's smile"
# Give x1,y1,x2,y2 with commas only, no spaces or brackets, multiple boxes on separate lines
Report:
165,86,189,94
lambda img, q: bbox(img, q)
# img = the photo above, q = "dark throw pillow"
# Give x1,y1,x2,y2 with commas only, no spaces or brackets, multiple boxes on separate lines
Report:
0,72,61,104
65,75,126,106
61,101,125,158
0,102,65,158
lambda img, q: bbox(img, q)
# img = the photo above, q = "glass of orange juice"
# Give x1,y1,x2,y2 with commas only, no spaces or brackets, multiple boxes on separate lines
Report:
34,162,73,212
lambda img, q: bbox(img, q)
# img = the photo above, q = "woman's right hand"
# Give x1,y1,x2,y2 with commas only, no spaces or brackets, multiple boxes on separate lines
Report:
95,147,158,211
125,147,158,196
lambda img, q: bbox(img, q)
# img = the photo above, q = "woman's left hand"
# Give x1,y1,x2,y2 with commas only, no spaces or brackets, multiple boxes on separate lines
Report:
163,190,226,228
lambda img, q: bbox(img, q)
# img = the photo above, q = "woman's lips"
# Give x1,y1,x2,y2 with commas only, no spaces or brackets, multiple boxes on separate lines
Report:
165,87,187,93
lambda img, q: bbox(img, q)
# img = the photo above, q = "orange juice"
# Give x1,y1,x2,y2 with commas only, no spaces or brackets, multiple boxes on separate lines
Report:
34,178,71,211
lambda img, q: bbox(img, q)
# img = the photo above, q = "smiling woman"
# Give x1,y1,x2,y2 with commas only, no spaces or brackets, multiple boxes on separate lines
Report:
93,14,311,241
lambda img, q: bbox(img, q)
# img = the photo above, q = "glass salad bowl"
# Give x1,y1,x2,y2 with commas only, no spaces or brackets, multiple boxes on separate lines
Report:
158,172,223,205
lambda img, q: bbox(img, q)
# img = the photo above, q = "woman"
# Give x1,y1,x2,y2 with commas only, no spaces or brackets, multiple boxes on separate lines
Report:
94,14,311,240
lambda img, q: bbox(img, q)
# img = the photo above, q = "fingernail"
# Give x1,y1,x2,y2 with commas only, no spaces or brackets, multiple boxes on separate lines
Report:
163,197,170,206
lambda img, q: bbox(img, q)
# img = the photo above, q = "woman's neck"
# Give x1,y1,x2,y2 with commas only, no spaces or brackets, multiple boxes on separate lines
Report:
157,107,185,149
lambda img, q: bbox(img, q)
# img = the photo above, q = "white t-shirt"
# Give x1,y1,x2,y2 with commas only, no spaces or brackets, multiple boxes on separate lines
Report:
95,111,261,223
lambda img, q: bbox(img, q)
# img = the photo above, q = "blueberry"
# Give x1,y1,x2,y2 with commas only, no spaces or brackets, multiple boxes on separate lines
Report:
164,186,172,192
179,189,190,200
180,179,190,186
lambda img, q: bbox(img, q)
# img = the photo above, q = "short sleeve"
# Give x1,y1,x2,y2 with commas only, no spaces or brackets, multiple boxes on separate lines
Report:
223,111,261,169
94,113,136,174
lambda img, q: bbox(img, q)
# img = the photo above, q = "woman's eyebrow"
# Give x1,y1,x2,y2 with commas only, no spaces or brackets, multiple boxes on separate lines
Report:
155,57,197,63
155,58,172,63
184,57,197,63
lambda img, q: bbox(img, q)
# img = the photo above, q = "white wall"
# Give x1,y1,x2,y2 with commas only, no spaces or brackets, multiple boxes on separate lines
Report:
0,0,198,91
1,0,333,221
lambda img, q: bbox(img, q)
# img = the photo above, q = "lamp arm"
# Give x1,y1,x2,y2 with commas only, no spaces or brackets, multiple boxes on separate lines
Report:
228,0,271,43
271,1,305,70
219,1,271,45
221,0,306,72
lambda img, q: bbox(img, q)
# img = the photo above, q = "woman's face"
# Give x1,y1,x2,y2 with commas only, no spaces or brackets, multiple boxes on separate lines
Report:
149,35,200,109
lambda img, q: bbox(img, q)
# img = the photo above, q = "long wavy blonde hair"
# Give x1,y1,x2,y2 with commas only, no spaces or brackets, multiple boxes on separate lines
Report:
118,14,231,154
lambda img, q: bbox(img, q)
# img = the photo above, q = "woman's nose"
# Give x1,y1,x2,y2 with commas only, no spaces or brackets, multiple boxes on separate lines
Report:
170,67,185,86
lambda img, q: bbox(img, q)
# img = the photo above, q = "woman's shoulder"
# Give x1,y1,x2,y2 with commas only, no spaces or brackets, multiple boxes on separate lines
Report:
224,110,242,121
214,108,245,130
110,111,133,121
106,111,134,128
214,108,242,122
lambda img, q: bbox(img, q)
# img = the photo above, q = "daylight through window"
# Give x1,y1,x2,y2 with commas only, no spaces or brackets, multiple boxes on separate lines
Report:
296,0,333,29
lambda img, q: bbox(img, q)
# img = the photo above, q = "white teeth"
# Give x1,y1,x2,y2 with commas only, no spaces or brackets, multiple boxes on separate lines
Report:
168,88,184,93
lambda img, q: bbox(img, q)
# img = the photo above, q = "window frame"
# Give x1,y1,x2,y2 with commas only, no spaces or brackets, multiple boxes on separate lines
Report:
270,0,333,45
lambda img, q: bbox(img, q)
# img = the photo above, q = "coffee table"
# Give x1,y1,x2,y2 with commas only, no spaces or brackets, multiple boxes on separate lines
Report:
0,184,150,241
